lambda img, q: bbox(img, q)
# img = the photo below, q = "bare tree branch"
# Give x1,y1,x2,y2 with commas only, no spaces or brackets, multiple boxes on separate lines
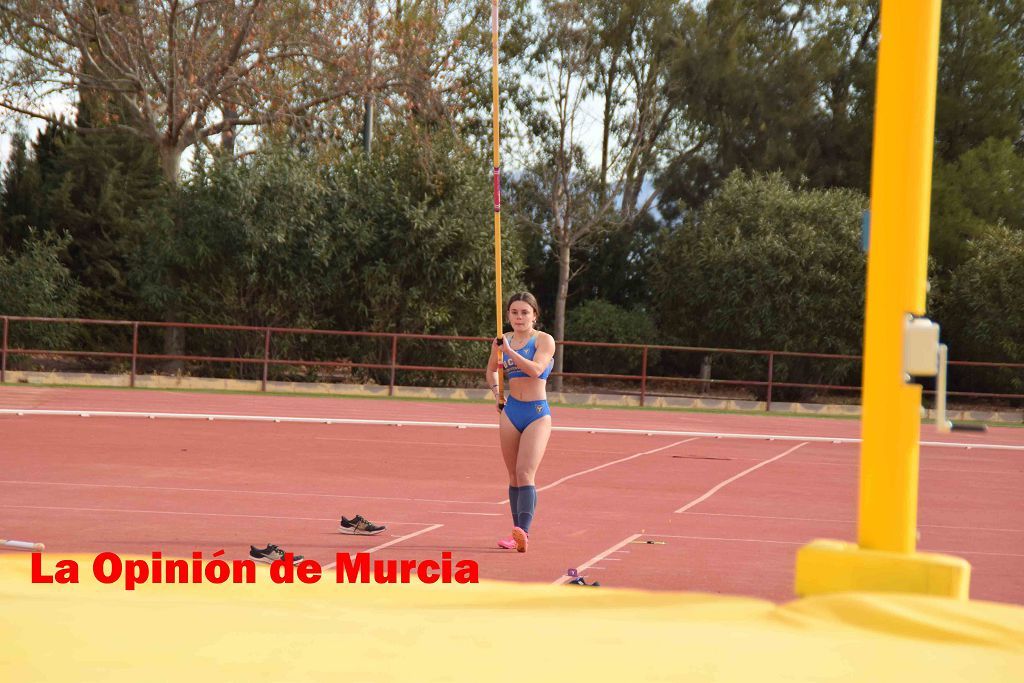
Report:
0,0,366,182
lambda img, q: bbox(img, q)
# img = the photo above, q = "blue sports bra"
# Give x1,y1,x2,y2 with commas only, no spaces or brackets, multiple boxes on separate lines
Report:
503,334,554,380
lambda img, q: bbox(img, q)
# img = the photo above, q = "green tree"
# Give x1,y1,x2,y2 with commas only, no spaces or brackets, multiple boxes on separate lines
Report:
570,211,660,310
45,125,169,323
930,138,1024,272
657,0,1024,213
510,0,630,389
936,225,1024,395
584,0,678,214
0,130,43,250
935,0,1024,161
2,116,170,327
0,231,81,350
659,1,833,210
802,0,878,190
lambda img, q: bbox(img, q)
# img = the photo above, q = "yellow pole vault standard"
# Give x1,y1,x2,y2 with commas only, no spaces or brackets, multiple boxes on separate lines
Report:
795,0,970,599
491,0,504,403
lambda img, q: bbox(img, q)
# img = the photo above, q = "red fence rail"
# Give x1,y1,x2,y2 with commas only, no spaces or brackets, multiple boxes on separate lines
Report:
1,315,1022,410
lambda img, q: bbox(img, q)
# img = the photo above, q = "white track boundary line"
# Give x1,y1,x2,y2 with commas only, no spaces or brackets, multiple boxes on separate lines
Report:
551,533,642,585
0,503,417,525
3,409,1020,451
649,533,802,545
0,479,490,506
323,524,443,570
645,533,1024,558
0,504,429,528
674,442,808,513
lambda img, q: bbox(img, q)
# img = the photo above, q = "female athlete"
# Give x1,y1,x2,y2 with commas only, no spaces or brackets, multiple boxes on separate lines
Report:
485,292,555,553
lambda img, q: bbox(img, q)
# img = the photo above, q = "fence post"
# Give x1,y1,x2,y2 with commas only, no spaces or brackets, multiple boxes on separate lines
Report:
1,316,7,384
262,328,271,392
766,352,774,412
640,346,648,407
130,322,138,388
389,335,398,397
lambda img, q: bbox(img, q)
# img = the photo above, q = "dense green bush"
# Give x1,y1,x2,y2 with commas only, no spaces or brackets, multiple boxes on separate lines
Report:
0,231,82,350
651,172,867,399
133,131,522,383
937,225,1024,396
565,300,659,376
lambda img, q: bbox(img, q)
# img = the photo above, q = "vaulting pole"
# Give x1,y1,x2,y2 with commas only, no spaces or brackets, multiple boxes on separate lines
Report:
491,0,504,400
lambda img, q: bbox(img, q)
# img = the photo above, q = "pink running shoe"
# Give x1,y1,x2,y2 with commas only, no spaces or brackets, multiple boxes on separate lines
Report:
497,535,517,550
512,527,528,553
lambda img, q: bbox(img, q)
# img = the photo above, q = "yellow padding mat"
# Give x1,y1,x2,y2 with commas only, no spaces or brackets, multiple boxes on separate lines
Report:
1,555,1022,681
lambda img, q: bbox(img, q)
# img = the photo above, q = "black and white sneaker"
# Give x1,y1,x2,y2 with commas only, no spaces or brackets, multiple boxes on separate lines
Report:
567,577,601,587
249,544,304,565
338,515,386,535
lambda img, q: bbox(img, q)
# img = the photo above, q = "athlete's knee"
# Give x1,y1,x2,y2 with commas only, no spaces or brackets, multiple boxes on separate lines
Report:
515,466,536,484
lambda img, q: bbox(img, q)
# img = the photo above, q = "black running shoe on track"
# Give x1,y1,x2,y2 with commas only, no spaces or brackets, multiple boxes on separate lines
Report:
338,515,386,535
249,544,304,565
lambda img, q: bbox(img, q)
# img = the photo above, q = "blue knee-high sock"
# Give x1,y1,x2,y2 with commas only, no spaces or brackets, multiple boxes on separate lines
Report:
508,486,520,527
516,485,537,533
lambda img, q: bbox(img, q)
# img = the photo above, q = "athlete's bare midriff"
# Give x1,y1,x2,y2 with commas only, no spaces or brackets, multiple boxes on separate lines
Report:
507,375,548,403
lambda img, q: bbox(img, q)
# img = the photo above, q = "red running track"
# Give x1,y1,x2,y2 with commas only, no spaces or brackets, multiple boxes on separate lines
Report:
1,386,1021,603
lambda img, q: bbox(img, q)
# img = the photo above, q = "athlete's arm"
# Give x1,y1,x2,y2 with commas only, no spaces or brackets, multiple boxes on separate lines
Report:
485,339,503,401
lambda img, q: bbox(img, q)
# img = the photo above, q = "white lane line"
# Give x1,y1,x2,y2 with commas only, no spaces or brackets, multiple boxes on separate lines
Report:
646,533,1024,558
316,436,652,458
924,549,1024,558
0,480,490,506
5,409,1021,451
551,534,642,585
674,442,808,514
535,438,700,496
315,437,490,448
323,524,444,570
680,511,1024,534
437,511,502,516
680,511,855,524
788,460,1023,476
647,534,803,545
495,437,701,504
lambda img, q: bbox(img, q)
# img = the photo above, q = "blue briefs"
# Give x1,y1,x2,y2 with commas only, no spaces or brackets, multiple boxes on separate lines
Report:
503,396,551,433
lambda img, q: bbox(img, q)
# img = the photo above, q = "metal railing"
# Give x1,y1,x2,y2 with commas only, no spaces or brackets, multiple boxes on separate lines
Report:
2,315,1022,410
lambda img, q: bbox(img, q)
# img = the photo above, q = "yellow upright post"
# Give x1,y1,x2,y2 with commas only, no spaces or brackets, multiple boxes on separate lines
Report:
794,0,970,599
860,0,940,555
